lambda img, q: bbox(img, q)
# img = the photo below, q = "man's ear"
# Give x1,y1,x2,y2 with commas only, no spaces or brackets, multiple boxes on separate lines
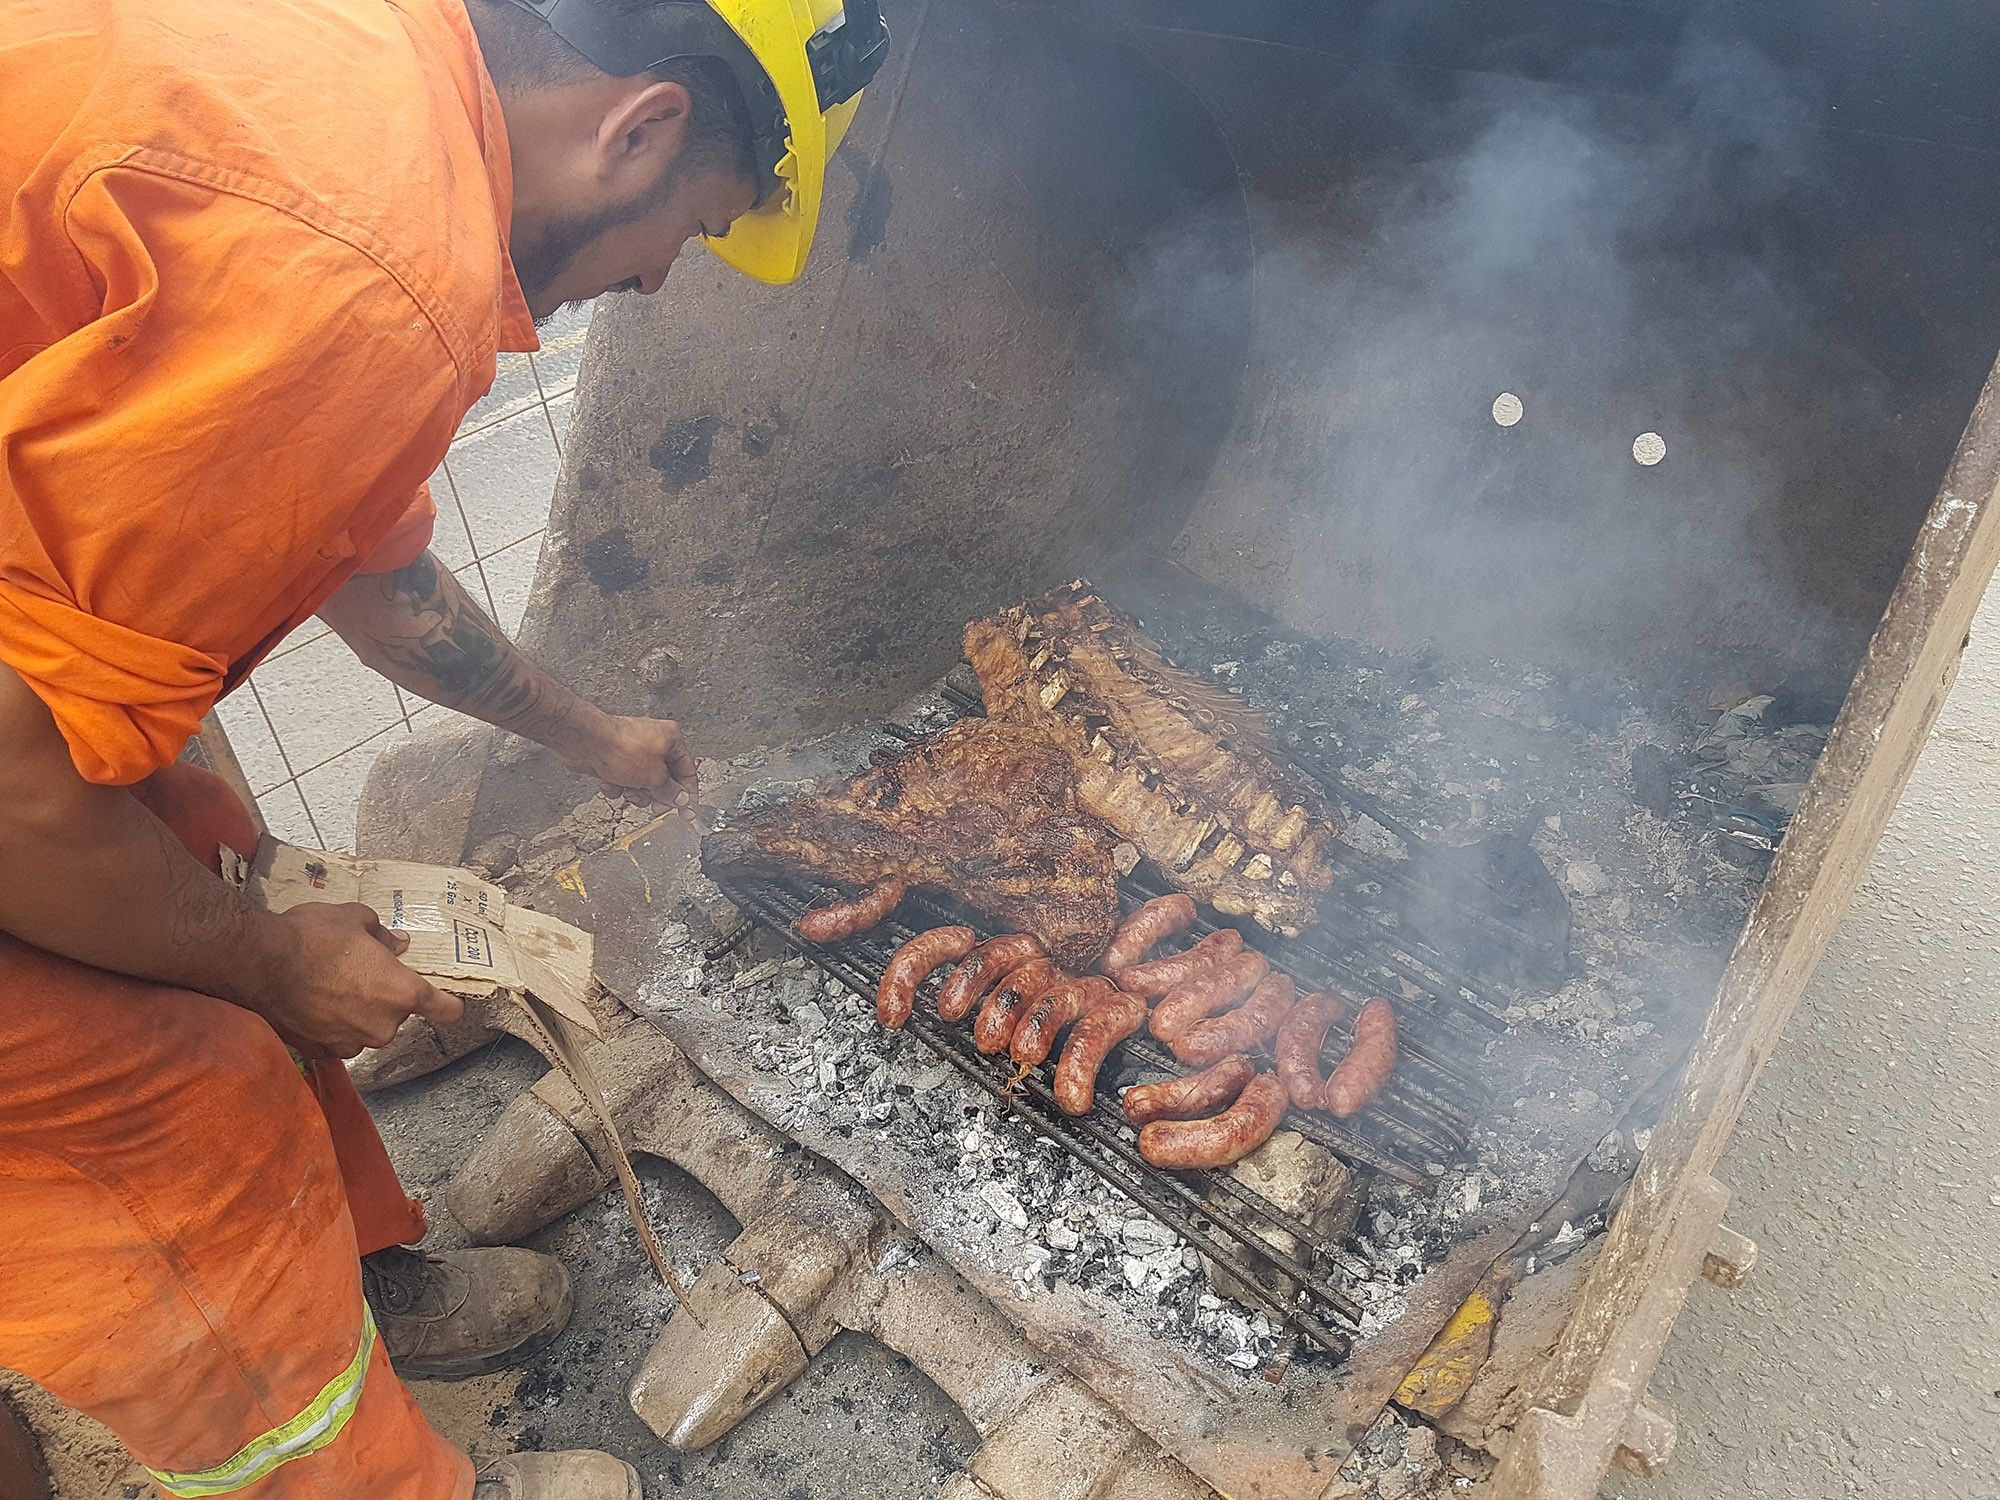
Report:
594,79,692,188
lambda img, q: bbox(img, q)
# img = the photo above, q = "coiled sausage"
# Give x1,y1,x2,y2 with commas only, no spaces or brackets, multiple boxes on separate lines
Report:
1100,894,1198,976
1052,991,1148,1115
796,878,906,943
1149,951,1270,1045
1173,973,1296,1067
1323,998,1398,1117
936,934,1046,1023
875,926,976,1029
1137,1072,1288,1170
1009,976,1113,1068
974,957,1061,1055
1121,1054,1256,1126
1273,992,1343,1110
1119,928,1244,999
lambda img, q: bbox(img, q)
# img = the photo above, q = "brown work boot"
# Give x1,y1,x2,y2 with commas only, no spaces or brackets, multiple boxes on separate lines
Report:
363,1245,573,1380
474,1451,641,1499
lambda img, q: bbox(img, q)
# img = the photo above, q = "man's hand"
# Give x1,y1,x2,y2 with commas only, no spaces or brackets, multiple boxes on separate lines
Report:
321,557,702,818
560,715,700,811
0,662,460,1048
265,902,463,1058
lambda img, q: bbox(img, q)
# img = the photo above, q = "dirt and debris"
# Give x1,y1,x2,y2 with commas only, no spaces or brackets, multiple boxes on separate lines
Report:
471,792,666,889
1338,1407,1491,1497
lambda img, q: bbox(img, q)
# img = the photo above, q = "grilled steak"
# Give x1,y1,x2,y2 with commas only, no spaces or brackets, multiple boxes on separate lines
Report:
965,581,1341,934
701,718,1119,969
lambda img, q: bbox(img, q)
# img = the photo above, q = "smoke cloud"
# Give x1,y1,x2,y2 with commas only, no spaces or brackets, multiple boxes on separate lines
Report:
1140,24,1875,697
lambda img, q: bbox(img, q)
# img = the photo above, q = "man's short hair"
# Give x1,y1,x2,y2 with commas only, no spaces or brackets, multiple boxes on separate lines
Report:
469,0,759,182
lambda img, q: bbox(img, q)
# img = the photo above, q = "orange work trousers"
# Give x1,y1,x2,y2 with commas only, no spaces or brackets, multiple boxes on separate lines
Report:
0,764,472,1498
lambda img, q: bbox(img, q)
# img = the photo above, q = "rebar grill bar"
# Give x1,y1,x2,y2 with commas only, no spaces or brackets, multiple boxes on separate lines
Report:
722,876,1362,1357
715,863,1500,1360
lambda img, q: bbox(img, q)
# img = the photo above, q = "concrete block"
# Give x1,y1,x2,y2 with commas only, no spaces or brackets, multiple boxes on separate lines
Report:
628,1252,811,1451
965,1379,1147,1500
444,1089,611,1245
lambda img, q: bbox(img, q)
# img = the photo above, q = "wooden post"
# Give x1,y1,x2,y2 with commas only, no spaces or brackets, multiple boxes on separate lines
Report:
1490,349,2000,1495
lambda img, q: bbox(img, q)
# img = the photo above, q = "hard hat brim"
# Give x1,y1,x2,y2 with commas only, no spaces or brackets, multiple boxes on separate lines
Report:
698,6,865,284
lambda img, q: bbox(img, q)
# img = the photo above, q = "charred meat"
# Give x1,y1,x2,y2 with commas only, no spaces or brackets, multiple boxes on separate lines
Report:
965,582,1342,934
701,719,1120,970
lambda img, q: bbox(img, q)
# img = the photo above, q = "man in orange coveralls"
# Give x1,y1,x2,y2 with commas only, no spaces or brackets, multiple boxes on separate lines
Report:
0,0,886,1495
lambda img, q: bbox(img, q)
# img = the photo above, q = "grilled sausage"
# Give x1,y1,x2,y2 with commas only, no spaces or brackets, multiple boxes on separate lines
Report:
936,934,1046,1022
1173,973,1296,1067
1010,976,1114,1068
796,878,907,943
1119,928,1245,999
1121,1054,1256,1126
974,957,1062,1054
1273,992,1343,1110
1137,1072,1289,1170
1322,998,1399,1117
1052,991,1148,1115
1149,950,1271,1045
1100,894,1198,976
875,926,977,1029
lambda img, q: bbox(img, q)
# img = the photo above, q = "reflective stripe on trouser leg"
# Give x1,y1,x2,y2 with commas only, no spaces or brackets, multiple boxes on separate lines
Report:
146,1310,378,1497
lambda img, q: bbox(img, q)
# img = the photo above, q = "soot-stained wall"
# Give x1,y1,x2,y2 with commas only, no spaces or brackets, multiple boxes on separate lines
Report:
522,0,2000,750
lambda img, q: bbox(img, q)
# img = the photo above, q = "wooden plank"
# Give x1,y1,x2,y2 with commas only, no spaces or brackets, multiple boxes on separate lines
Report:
1520,349,2000,1442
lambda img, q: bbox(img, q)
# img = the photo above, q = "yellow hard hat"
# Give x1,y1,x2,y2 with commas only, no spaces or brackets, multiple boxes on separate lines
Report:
501,0,890,284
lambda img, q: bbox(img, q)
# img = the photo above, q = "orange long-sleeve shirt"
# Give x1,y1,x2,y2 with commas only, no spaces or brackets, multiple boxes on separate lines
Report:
0,0,538,785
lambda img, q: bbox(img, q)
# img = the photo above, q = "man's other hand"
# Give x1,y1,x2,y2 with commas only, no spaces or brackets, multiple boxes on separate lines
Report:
268,902,462,1057
563,715,700,815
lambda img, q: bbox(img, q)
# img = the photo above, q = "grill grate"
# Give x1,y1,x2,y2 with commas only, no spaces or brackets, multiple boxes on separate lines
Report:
716,867,1495,1364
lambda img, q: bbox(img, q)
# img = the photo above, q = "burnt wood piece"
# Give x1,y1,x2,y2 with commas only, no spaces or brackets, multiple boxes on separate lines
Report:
700,719,1119,970
965,581,1342,934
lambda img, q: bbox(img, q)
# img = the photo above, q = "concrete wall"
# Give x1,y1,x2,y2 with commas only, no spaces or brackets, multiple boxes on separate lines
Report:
1606,582,2000,1499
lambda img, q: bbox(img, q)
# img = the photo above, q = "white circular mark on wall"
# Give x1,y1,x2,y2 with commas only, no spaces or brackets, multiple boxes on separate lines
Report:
1632,431,1667,466
1492,392,1524,428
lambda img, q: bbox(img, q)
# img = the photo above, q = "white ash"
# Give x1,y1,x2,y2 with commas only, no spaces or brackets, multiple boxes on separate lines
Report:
1340,1408,1470,1497
653,933,1301,1374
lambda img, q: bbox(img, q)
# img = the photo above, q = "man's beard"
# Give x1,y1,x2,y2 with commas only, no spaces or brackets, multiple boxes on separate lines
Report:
512,156,696,323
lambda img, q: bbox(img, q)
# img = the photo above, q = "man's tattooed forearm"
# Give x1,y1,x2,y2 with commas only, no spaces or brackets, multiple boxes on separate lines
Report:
365,555,595,747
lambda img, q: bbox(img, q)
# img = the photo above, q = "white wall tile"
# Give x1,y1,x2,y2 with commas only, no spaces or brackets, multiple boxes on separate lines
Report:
531,304,592,395
263,613,329,664
456,558,498,619
427,463,479,570
259,781,322,848
296,726,408,854
251,633,404,772
211,688,291,794
459,351,541,434
449,408,561,559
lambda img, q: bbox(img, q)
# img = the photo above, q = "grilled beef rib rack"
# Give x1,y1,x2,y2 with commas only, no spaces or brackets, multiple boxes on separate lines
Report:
966,580,1344,935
